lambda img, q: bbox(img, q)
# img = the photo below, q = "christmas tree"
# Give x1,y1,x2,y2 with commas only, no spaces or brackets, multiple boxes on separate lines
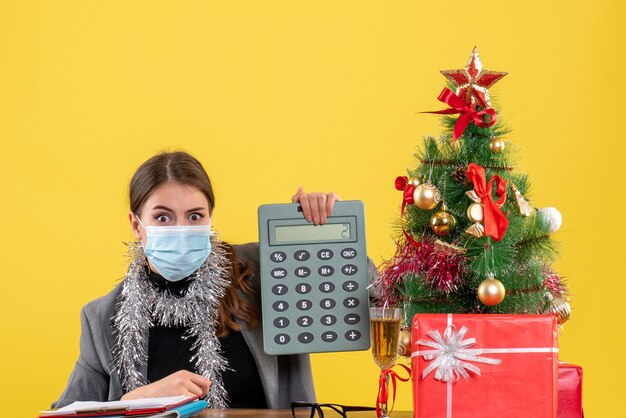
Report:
377,48,570,326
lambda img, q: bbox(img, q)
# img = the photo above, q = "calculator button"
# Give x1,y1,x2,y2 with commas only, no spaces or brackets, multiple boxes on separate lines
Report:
342,280,358,292
295,267,311,278
272,300,289,312
345,330,362,341
294,250,310,261
271,268,287,279
341,248,357,259
319,282,335,293
318,265,335,277
270,251,287,262
321,331,338,342
298,332,314,344
320,315,337,326
274,334,290,345
320,298,336,309
273,317,290,328
344,313,361,325
271,284,288,295
296,283,312,294
341,264,358,275
296,299,312,311
343,297,359,308
317,249,334,260
297,316,313,327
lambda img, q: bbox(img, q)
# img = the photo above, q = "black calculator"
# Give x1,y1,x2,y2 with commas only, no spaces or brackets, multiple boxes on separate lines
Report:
258,201,371,355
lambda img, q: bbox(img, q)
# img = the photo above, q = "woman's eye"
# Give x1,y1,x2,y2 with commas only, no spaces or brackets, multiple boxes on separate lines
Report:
156,215,171,223
189,213,203,222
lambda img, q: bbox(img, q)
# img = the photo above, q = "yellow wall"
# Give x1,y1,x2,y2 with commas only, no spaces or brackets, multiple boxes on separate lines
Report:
0,1,623,416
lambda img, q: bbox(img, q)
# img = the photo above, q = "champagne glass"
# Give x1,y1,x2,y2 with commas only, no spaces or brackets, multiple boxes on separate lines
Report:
370,307,401,418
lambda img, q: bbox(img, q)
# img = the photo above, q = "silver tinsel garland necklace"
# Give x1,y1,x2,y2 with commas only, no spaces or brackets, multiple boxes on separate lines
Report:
112,236,231,408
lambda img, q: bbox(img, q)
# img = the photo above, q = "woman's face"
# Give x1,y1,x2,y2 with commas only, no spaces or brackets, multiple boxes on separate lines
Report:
129,181,212,245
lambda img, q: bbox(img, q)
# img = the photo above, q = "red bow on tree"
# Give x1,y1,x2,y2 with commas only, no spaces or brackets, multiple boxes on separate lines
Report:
395,176,415,208
425,88,497,142
395,176,422,247
466,163,509,241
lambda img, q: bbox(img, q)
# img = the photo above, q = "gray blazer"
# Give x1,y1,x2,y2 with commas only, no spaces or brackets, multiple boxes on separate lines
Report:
53,243,316,409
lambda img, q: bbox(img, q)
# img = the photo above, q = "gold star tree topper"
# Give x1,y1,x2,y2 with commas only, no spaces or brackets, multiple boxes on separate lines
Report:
440,47,507,108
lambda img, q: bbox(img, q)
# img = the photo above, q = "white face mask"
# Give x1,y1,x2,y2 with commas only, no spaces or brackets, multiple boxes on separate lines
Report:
137,217,212,281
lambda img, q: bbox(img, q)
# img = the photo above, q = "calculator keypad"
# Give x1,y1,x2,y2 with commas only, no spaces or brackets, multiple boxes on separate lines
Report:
264,245,369,353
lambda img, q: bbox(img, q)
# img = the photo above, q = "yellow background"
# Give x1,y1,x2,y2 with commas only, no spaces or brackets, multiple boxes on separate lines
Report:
0,1,623,416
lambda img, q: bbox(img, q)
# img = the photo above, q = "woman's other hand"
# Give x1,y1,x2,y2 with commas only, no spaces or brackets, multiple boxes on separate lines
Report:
120,370,211,400
291,186,341,225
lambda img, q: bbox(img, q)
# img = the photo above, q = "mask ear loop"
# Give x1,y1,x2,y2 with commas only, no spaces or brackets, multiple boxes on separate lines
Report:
135,214,146,230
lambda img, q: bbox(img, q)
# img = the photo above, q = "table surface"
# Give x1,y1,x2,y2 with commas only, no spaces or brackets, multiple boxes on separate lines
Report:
198,410,412,418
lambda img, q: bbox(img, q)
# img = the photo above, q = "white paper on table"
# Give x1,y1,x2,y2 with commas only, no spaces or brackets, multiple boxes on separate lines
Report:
40,395,192,416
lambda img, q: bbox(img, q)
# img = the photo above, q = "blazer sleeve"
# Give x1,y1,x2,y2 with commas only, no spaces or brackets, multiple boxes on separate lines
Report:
51,307,111,408
279,352,316,406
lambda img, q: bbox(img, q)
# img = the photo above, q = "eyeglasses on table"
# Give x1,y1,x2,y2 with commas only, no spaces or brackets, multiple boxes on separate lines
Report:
290,401,376,418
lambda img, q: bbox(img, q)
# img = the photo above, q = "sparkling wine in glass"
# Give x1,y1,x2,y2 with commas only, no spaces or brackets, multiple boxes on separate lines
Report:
370,307,401,417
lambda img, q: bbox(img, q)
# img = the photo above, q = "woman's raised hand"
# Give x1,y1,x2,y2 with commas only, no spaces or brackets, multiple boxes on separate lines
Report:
291,186,341,225
120,370,211,400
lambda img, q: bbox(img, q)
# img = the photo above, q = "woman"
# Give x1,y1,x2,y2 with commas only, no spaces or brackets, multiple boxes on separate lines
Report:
53,151,343,409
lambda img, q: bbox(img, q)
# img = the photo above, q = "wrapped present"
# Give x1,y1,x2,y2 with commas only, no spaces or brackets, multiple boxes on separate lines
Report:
411,314,558,418
558,363,583,418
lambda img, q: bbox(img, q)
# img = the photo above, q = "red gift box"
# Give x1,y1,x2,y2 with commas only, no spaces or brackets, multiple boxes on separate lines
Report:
411,314,558,418
558,363,583,418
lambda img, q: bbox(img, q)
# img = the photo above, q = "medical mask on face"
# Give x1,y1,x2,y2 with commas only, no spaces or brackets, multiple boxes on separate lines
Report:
136,217,212,282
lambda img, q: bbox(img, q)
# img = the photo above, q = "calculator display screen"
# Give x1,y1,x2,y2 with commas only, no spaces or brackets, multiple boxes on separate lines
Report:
274,223,351,243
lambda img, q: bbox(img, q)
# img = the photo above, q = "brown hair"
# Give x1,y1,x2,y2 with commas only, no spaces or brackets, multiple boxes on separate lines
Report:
130,151,215,216
129,151,258,335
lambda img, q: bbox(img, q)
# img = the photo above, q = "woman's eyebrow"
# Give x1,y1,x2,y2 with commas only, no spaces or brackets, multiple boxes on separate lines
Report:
150,205,207,213
151,205,174,212
186,207,207,213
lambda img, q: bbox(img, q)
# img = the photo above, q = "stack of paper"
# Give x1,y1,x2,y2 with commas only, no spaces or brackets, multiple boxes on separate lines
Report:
39,395,208,418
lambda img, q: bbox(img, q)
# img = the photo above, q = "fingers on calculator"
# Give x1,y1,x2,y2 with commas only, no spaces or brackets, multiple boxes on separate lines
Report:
292,187,342,225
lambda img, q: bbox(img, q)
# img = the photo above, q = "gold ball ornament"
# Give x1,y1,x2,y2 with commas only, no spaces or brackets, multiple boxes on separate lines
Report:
477,275,506,306
413,183,441,210
430,209,457,236
397,328,412,357
409,177,421,188
489,137,505,153
466,202,484,223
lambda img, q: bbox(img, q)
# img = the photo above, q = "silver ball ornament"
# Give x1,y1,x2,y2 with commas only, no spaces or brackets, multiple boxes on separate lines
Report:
537,207,562,233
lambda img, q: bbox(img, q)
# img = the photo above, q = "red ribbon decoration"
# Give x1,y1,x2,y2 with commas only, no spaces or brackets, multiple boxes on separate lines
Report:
395,176,422,248
395,176,415,206
376,364,411,418
424,88,497,142
466,163,509,241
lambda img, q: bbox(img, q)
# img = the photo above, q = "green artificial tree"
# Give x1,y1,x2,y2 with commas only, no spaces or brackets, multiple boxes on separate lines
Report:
377,48,570,327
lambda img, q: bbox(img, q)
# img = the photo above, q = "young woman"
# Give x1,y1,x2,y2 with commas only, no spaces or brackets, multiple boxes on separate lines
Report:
52,151,345,409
